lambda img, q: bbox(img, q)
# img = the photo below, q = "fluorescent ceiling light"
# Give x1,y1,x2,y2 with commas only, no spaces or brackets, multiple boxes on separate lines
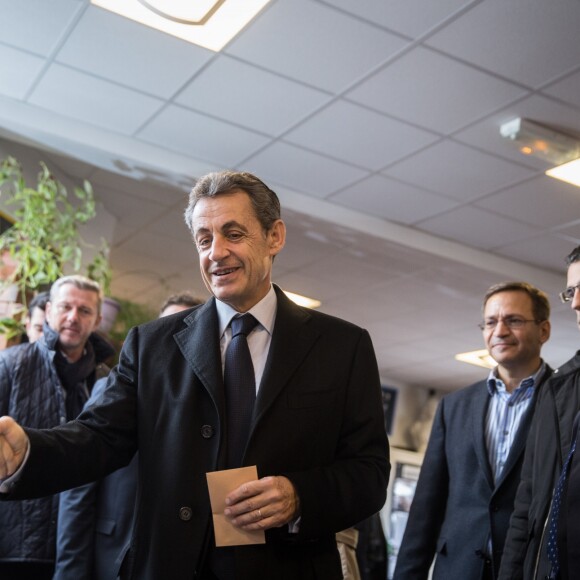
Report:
284,291,321,310
91,0,272,51
454,349,495,369
546,157,580,188
499,118,580,166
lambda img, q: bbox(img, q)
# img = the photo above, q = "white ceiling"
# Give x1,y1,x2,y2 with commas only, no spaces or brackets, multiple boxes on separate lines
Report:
1,0,580,392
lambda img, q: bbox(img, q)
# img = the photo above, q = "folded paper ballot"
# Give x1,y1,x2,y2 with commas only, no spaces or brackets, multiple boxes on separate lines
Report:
206,465,266,547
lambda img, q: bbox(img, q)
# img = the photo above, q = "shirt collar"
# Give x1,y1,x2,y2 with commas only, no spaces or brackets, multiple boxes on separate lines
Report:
216,285,277,339
486,361,546,396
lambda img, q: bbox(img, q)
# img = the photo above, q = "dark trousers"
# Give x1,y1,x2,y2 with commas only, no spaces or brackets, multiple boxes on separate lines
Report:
482,558,494,580
0,562,54,580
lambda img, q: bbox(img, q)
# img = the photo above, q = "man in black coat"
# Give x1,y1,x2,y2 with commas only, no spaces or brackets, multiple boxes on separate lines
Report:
394,282,552,580
499,245,580,580
0,171,389,580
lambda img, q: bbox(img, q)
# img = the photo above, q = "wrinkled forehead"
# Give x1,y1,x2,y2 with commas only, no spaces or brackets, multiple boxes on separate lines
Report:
191,192,258,231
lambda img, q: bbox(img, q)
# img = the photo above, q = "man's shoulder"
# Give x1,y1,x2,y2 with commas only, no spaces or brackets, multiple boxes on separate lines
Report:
550,350,580,382
441,379,488,407
0,341,44,365
303,307,364,333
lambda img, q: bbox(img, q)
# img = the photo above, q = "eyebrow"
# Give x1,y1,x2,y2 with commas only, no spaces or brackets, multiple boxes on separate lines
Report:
195,220,248,236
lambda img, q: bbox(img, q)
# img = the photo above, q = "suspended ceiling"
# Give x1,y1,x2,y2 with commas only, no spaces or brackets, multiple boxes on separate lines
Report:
1,0,580,391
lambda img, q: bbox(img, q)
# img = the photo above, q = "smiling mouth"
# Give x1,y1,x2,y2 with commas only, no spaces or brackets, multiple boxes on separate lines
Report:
212,267,238,277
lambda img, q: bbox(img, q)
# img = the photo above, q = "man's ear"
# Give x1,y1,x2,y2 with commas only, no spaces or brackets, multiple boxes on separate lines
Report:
539,319,551,344
268,219,286,257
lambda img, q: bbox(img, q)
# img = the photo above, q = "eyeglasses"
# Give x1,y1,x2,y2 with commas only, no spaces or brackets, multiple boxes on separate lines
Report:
559,284,580,303
478,317,539,331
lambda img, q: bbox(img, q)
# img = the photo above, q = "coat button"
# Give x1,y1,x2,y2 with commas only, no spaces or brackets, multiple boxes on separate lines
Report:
201,425,214,439
179,507,193,521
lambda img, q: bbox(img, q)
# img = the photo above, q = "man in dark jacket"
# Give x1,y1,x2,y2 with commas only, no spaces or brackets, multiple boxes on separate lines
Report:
499,245,580,580
394,281,552,580
0,275,114,580
0,171,389,580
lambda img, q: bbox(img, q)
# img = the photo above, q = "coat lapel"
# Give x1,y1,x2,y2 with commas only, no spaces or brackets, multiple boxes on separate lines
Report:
173,298,224,410
252,287,318,425
472,381,494,489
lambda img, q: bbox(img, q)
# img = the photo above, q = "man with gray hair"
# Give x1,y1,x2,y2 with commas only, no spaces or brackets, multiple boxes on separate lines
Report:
0,275,114,580
0,171,388,580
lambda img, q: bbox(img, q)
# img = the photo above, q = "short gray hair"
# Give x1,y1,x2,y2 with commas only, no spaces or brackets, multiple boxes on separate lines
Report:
50,275,103,312
184,171,281,236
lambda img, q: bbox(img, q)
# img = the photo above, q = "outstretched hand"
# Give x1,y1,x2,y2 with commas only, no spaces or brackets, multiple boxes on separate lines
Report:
224,475,300,531
0,416,28,480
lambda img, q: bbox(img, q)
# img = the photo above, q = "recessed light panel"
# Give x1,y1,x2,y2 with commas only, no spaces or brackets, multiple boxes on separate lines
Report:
91,0,272,51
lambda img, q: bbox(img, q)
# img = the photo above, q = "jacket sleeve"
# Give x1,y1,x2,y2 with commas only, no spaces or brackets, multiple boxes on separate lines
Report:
0,352,12,416
497,404,539,580
392,398,449,580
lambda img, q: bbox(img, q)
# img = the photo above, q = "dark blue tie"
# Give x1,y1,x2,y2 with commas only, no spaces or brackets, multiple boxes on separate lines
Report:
224,314,259,468
547,426,579,578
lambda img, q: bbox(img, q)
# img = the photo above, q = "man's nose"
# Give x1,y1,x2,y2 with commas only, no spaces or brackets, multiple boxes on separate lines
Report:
492,319,511,334
209,236,228,261
65,307,81,321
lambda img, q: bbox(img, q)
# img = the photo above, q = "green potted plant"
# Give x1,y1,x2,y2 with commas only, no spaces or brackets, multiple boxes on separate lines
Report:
0,155,112,340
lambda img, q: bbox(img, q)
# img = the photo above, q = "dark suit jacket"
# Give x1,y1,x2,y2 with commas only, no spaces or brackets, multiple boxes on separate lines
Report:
393,370,550,580
5,287,390,580
54,378,138,580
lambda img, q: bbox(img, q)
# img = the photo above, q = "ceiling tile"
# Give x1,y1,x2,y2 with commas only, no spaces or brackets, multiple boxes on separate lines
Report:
426,0,580,88
137,105,270,167
115,229,196,265
330,174,458,224
347,47,525,134
243,142,368,197
176,56,330,135
541,70,580,110
454,94,580,169
555,221,580,242
95,186,166,237
495,233,576,274
476,175,580,229
149,209,194,243
418,205,537,250
320,0,472,38
90,169,186,205
0,45,45,99
225,0,407,92
55,6,213,99
0,0,83,56
284,100,438,170
28,64,164,134
384,140,535,201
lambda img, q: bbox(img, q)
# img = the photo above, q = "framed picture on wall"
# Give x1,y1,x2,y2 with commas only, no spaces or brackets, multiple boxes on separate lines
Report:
381,385,398,435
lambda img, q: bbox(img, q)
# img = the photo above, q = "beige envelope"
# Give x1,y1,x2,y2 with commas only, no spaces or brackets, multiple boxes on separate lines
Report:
206,465,266,547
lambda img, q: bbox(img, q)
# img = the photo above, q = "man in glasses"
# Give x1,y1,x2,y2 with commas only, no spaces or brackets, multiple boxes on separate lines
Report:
500,246,580,580
395,282,552,580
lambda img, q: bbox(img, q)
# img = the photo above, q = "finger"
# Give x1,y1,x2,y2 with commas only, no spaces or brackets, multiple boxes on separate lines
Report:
225,479,262,507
